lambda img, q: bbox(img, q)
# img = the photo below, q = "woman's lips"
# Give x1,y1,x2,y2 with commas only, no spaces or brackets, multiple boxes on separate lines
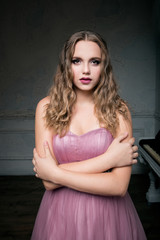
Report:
80,78,92,84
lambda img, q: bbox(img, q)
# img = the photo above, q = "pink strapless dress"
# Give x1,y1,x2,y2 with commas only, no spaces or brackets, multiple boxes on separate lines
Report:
31,128,147,240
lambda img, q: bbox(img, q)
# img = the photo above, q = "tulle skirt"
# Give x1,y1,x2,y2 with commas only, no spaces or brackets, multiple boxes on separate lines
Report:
31,187,146,240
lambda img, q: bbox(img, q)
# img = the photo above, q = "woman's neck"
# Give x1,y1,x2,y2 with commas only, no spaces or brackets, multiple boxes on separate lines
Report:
75,89,94,105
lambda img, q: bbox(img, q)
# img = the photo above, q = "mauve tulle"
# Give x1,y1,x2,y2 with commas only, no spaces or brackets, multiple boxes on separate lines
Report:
31,128,147,240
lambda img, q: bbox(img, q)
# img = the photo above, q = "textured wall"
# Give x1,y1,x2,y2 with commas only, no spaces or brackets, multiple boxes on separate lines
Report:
0,0,157,175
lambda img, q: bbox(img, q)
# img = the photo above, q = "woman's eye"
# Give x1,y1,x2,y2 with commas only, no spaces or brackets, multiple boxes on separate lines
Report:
72,59,81,64
91,59,101,65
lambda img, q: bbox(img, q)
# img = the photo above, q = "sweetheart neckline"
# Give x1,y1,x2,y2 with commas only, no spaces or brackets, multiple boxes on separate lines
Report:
68,127,109,137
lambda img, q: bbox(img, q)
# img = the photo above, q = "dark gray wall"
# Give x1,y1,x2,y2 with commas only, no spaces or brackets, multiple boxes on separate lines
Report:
154,0,160,132
0,0,158,175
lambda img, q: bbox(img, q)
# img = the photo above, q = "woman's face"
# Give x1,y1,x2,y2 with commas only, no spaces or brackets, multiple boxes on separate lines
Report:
71,40,102,93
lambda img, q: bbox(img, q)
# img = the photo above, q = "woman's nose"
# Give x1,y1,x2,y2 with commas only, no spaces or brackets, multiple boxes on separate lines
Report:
83,63,90,74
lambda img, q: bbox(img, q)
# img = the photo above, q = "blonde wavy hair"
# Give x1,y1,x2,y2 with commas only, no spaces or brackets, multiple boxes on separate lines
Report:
45,31,128,136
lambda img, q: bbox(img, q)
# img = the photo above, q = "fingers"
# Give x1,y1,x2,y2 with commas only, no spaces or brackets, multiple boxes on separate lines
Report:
117,132,128,142
32,158,35,165
133,150,138,158
32,148,37,174
117,134,136,146
132,159,138,165
33,164,39,178
43,141,52,158
33,148,39,160
33,165,39,178
132,144,138,158
32,147,40,178
32,148,39,165
128,137,135,146
132,145,138,152
131,145,138,165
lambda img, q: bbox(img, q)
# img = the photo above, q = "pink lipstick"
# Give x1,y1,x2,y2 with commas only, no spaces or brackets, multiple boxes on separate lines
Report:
80,78,92,84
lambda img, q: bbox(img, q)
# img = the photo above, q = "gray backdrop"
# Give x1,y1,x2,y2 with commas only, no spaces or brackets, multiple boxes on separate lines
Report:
0,0,159,175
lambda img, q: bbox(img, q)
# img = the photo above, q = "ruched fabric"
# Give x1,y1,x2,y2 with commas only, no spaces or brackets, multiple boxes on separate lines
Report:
31,128,146,240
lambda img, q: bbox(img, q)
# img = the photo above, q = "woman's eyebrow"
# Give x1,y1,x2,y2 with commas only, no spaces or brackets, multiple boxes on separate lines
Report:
90,57,101,60
72,56,101,60
72,56,81,59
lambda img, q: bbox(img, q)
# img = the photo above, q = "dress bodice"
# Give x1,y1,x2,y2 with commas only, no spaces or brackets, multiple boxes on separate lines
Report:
53,128,113,164
32,128,147,240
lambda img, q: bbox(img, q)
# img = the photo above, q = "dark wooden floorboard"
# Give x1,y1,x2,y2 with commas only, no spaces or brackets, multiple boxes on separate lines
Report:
0,174,160,240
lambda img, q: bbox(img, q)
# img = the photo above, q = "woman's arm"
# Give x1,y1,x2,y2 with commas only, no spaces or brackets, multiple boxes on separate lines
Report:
43,111,133,196
35,97,61,190
36,99,136,195
34,98,137,191
59,133,137,173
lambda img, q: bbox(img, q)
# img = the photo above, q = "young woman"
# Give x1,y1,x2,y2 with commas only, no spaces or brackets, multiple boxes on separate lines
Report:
31,31,147,240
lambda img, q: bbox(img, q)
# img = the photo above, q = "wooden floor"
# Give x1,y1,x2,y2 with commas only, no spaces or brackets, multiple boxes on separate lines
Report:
0,174,160,240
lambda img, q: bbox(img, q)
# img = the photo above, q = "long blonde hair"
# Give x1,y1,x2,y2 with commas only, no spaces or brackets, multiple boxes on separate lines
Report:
45,31,128,136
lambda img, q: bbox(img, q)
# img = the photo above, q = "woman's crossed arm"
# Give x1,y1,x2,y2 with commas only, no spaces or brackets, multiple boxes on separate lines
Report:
33,97,137,195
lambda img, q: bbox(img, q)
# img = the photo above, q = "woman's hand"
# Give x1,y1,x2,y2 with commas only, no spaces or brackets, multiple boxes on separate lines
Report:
105,132,138,168
32,141,58,182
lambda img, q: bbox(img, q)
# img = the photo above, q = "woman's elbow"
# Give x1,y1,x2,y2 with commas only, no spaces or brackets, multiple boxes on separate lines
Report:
44,185,52,191
102,184,127,197
43,180,61,191
119,188,127,197
111,172,130,197
43,181,54,191
43,184,50,191
117,184,128,197
105,181,128,197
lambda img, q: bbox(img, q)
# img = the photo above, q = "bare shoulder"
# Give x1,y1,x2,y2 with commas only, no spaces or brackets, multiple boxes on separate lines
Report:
36,96,50,118
118,105,132,124
36,96,50,109
35,96,54,155
116,106,132,138
35,96,54,136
